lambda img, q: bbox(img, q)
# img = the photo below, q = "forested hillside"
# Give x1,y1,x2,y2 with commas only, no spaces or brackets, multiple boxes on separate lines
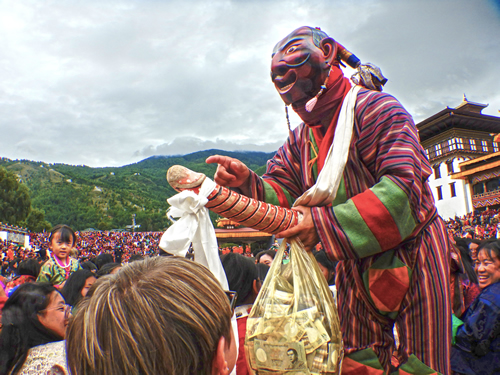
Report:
0,150,274,231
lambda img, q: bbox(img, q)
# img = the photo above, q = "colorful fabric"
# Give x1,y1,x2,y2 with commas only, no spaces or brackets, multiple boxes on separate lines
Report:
451,282,500,374
37,257,81,286
247,88,451,374
18,340,68,375
5,275,36,297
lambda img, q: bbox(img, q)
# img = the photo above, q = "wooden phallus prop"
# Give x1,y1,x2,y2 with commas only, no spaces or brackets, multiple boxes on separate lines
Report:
167,165,302,234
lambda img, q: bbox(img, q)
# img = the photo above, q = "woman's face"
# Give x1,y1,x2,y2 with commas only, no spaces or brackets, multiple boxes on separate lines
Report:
81,276,97,298
475,249,500,289
38,291,70,339
259,254,273,267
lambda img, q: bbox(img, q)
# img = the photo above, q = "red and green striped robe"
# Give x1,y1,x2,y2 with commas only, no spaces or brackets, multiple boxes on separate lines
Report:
247,88,451,374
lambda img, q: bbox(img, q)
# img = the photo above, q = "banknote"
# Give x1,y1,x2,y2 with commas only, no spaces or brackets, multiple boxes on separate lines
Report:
263,302,291,318
254,340,307,371
302,319,330,354
308,343,328,374
294,306,320,324
326,342,342,373
245,339,258,370
283,320,306,342
272,290,294,305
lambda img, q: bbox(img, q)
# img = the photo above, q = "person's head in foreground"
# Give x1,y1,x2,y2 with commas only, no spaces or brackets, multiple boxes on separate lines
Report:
475,239,500,290
0,283,70,375
66,256,236,375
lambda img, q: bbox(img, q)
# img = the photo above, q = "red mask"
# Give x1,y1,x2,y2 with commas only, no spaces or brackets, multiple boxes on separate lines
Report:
271,27,336,106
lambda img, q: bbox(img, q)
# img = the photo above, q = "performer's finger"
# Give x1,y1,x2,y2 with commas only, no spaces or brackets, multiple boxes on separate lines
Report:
214,165,235,184
206,155,229,166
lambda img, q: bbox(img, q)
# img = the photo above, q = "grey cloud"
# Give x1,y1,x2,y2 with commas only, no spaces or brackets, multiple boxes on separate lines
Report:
0,0,499,167
134,136,284,159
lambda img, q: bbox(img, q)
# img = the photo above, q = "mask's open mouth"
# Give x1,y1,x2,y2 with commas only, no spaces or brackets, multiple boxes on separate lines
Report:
275,71,297,94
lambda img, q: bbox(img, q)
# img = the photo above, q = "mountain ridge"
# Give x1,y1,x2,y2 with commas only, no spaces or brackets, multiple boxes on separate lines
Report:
0,149,275,231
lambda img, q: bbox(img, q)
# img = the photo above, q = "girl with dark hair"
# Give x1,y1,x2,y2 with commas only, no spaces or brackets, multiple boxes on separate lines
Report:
451,239,500,374
61,269,96,312
0,283,70,374
95,262,122,277
37,224,81,287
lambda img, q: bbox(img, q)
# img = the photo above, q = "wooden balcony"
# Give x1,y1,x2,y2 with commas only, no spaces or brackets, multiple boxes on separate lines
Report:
472,189,500,208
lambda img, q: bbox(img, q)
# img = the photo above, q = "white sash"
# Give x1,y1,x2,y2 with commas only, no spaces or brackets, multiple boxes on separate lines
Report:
293,85,361,207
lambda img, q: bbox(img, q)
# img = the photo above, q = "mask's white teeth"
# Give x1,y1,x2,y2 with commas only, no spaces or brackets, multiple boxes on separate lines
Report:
278,82,293,94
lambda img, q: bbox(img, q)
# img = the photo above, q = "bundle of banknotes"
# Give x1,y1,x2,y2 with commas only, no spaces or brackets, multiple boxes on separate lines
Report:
245,269,342,375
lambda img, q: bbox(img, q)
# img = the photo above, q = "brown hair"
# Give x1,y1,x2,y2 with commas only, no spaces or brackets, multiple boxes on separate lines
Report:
66,257,232,375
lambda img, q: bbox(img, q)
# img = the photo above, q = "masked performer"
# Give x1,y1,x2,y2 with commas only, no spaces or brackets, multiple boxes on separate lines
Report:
205,27,451,374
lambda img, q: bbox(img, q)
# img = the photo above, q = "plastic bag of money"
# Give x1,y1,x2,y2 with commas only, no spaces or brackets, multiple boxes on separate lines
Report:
244,238,343,374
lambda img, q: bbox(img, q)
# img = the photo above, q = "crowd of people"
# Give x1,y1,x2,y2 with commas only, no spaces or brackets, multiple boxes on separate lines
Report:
446,208,500,240
0,216,497,374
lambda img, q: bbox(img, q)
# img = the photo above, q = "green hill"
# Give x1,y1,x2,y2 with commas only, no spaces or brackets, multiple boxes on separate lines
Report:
0,150,274,231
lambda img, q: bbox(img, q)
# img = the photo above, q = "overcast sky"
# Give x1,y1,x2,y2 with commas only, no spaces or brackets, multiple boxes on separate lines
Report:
1,0,499,167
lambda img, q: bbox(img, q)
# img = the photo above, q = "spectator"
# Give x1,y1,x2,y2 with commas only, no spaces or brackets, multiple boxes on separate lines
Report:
255,249,276,266
61,270,96,313
451,239,500,374
37,225,81,287
80,261,98,273
5,259,40,297
0,283,70,374
222,253,267,375
95,262,122,277
93,253,114,270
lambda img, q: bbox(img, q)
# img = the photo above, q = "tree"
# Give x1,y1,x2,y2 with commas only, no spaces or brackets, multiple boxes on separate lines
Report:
22,208,52,232
0,167,31,225
0,166,51,232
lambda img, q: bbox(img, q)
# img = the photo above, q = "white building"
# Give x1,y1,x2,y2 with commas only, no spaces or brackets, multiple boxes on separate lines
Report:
416,98,500,220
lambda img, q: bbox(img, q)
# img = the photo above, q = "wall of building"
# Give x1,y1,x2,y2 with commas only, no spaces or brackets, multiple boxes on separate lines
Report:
427,158,471,219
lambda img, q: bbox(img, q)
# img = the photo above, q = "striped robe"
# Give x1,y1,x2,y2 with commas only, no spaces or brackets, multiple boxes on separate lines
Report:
248,88,451,374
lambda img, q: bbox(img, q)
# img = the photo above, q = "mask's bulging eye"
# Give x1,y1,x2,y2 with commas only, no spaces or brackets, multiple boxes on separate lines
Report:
286,46,297,54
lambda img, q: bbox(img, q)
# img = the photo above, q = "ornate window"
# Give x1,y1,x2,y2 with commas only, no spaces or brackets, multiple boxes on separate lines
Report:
448,139,456,151
437,186,443,200
469,139,477,151
473,183,484,195
435,144,442,156
481,140,488,152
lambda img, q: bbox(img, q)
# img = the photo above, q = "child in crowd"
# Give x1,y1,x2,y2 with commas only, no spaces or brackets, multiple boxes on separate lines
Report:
37,224,82,287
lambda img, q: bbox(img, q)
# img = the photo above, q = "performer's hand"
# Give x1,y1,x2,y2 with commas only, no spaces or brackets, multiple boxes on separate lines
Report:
206,155,251,195
275,206,320,252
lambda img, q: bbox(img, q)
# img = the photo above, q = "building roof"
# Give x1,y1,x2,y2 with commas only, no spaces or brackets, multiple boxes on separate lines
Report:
451,151,500,179
416,99,500,142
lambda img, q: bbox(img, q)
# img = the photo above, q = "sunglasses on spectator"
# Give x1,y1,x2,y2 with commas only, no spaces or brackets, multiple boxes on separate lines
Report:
225,290,238,315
